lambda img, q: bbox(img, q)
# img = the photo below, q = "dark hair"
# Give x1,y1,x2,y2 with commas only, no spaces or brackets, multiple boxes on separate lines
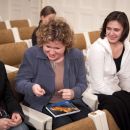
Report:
40,6,56,17
100,11,129,42
36,18,74,49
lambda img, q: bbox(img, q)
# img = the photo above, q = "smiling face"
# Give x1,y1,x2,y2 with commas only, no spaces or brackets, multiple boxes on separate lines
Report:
43,40,66,62
106,20,123,44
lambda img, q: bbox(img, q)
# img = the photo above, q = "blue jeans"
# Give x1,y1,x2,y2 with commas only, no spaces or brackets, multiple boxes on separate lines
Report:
10,122,29,130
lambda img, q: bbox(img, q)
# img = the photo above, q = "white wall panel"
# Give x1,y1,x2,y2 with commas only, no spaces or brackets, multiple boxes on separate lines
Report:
80,0,96,10
0,0,130,29
0,0,9,20
42,0,130,33
0,0,41,25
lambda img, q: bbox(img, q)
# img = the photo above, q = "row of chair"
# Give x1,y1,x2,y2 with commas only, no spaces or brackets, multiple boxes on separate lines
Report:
73,30,100,51
0,19,32,29
0,27,100,49
0,26,36,47
0,31,100,67
0,29,100,69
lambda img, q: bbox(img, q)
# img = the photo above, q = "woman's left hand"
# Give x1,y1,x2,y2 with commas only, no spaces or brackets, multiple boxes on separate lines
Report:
9,113,22,127
58,89,74,100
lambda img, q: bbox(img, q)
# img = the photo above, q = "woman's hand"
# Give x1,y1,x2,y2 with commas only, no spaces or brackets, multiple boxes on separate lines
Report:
32,84,46,97
58,89,74,100
9,113,22,127
0,118,12,130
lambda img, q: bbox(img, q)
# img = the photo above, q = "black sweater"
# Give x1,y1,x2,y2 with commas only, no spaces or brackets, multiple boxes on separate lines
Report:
0,61,24,118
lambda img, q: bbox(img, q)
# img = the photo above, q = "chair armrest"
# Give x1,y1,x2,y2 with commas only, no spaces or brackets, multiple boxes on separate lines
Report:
5,64,19,73
21,104,52,130
82,89,98,111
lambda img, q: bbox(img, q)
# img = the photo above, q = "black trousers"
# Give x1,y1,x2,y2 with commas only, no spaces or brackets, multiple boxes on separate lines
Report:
97,90,130,130
42,99,91,129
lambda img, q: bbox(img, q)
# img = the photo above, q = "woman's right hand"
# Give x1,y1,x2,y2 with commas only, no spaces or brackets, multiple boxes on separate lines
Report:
0,118,12,130
32,84,46,97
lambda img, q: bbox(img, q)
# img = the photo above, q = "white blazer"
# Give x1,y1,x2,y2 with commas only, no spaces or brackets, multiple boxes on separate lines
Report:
86,37,130,95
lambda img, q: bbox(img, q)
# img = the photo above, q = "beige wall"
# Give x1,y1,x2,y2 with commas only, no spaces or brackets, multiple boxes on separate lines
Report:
0,0,130,32
0,0,41,25
0,0,9,20
42,0,130,33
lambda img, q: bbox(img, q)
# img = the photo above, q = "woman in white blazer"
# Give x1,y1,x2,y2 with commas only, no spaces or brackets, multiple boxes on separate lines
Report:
86,11,130,130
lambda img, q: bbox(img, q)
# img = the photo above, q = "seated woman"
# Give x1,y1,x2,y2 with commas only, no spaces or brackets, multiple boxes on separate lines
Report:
32,6,56,46
0,61,28,130
86,11,130,130
15,18,91,129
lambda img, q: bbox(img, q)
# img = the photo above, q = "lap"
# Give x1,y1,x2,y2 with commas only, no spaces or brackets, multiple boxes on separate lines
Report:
97,91,130,130
10,122,29,130
42,99,91,129
70,99,91,121
97,91,130,109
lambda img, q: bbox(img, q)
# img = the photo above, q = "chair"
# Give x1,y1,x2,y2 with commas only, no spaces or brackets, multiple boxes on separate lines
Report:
2,41,52,129
73,33,88,60
10,19,31,28
7,71,53,130
1,40,53,129
55,109,120,130
73,33,87,50
0,42,28,67
83,30,100,49
55,116,96,130
88,30,100,44
0,21,7,30
16,26,36,47
18,26,36,40
0,29,15,44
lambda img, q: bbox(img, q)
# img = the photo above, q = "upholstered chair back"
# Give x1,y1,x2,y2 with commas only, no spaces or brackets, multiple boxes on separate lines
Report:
0,42,28,66
73,33,87,50
10,19,30,28
88,31,100,44
18,26,36,40
0,21,7,30
0,29,15,44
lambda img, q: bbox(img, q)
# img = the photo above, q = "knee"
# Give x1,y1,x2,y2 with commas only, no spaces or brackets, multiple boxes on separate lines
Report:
12,123,29,130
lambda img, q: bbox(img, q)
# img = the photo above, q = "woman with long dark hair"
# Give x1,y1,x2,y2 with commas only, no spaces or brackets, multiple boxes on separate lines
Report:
32,6,56,46
86,11,130,130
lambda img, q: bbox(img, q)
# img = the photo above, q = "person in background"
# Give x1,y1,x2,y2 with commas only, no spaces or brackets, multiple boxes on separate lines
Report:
32,6,56,46
0,61,28,130
16,18,91,129
86,11,130,130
